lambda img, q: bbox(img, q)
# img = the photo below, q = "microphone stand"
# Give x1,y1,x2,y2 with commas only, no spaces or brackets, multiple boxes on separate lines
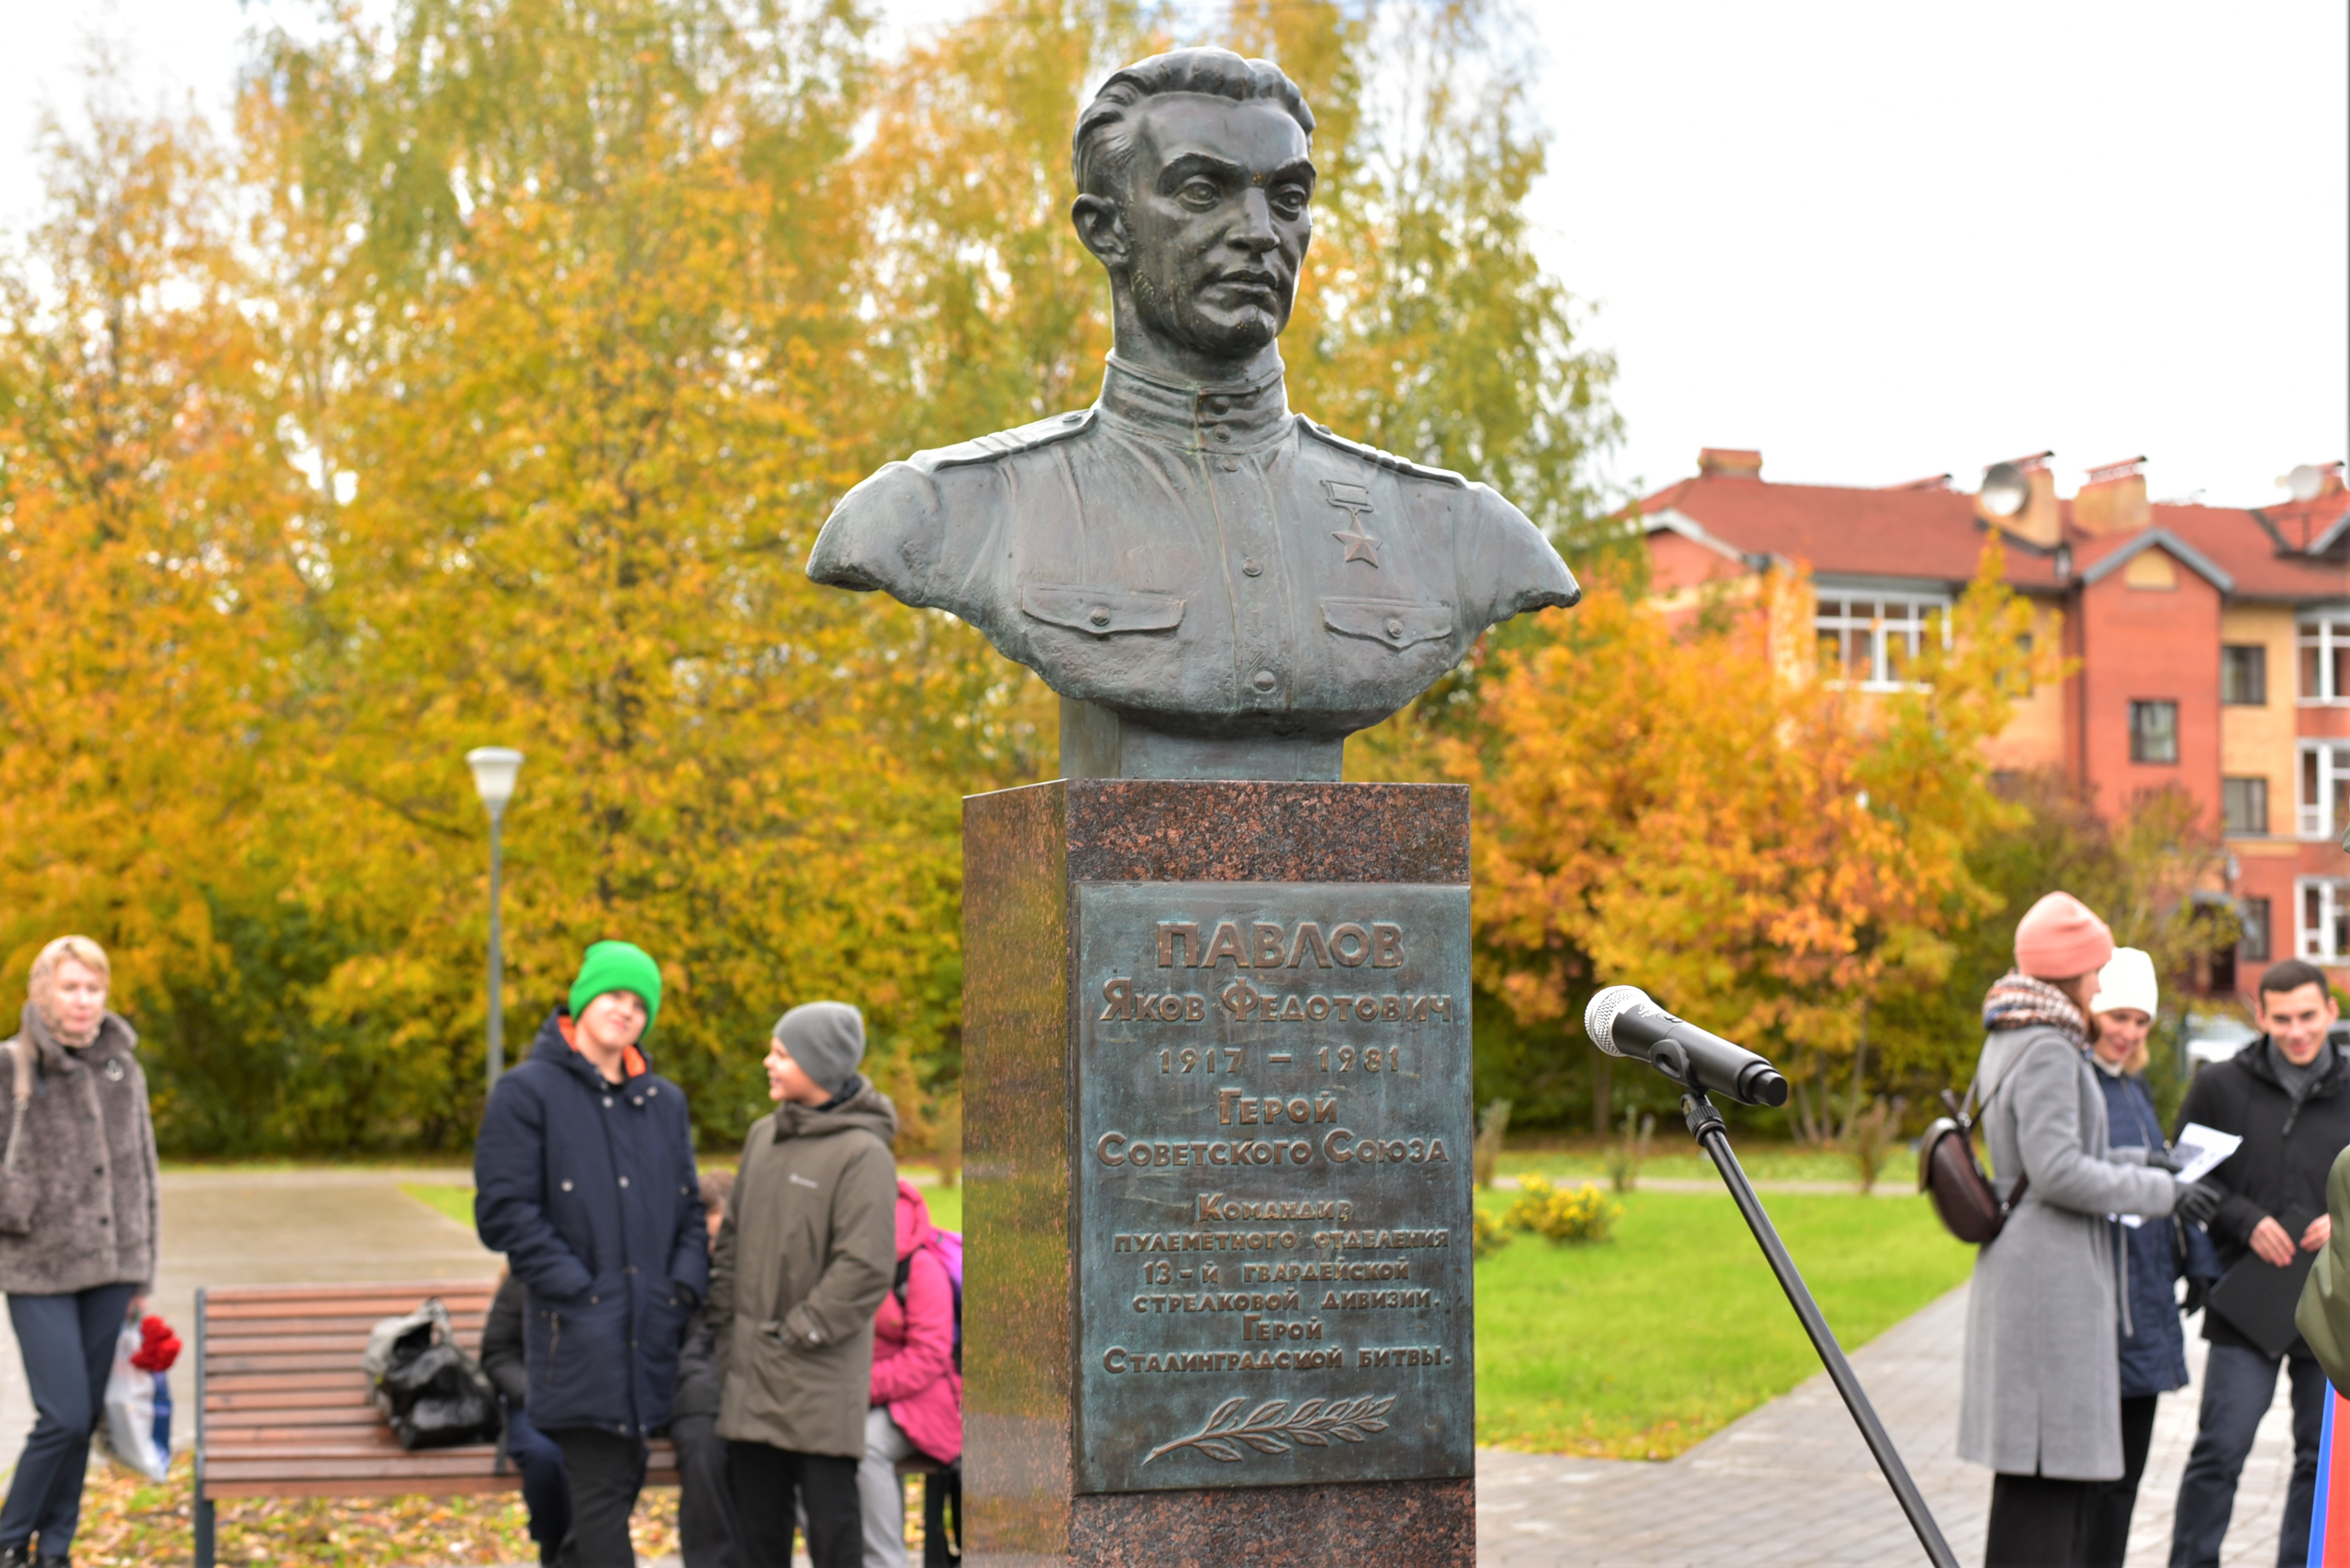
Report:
1681,1090,1962,1568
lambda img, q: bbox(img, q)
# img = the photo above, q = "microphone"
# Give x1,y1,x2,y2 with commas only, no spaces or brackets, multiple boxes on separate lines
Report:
1583,986,1790,1108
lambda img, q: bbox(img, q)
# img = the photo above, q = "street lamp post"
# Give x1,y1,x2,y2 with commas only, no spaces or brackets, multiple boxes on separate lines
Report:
465,747,525,1090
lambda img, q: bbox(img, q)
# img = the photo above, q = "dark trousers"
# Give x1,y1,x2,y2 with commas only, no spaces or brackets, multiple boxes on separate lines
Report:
505,1407,573,1566
2082,1393,2161,1568
728,1440,861,1568
547,1427,647,1568
672,1414,741,1568
0,1283,137,1555
2170,1343,2327,1568
1987,1471,2098,1566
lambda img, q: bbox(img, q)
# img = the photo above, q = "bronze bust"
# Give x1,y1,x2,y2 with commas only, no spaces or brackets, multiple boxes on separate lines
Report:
807,47,1579,780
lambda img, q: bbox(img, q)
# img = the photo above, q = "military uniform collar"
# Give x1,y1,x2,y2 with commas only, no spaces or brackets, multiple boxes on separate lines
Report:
1097,353,1291,452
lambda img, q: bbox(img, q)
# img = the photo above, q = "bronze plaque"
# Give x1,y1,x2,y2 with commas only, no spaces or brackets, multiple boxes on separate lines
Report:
1070,881,1474,1494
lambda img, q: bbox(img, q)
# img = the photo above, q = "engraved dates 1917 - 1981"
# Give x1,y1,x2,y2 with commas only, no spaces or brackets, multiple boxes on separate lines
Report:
1073,882,1472,1495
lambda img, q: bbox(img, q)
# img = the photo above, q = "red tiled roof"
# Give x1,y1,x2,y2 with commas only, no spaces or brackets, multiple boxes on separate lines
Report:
1642,475,2348,602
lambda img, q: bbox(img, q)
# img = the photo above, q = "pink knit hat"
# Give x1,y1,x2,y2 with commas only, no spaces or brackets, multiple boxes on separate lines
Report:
2014,891,2115,980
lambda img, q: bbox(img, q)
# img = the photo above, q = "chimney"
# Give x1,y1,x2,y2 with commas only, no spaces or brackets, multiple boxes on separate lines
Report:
1980,451,2062,549
2074,457,2151,536
1698,448,1763,481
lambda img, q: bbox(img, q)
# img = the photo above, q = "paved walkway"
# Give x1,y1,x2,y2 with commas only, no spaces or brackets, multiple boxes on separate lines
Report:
0,1171,2312,1566
1477,1282,2304,1566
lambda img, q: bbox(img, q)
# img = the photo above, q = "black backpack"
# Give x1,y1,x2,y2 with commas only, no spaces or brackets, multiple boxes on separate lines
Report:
1917,1059,2030,1245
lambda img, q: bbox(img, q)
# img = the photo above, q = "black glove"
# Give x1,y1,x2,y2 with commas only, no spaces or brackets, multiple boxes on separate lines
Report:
2143,1145,2186,1174
2173,1177,2224,1228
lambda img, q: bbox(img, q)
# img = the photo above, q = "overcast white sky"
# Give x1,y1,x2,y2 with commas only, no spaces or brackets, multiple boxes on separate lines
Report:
5,1,2343,508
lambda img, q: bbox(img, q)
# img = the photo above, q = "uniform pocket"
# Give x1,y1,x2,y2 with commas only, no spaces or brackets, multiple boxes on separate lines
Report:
1321,597,1452,649
1021,583,1185,637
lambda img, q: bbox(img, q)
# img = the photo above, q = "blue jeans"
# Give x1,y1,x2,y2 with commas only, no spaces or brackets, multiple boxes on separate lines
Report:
0,1283,137,1555
2169,1343,2327,1568
504,1406,572,1565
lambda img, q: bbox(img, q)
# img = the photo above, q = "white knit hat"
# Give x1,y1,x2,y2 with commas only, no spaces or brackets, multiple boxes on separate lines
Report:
2091,947,2159,1017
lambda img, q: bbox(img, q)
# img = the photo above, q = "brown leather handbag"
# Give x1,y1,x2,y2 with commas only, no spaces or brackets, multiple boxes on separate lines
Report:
1917,1063,2029,1245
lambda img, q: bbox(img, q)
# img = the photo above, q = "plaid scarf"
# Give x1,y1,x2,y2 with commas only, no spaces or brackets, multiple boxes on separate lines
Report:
1981,971,2086,1043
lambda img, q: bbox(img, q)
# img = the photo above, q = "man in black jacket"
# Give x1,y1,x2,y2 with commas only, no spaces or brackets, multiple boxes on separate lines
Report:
672,1168,740,1568
2168,959,2349,1568
482,1271,572,1567
477,941,708,1568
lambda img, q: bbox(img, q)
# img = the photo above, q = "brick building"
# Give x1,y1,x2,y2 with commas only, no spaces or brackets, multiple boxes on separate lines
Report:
1639,448,2350,997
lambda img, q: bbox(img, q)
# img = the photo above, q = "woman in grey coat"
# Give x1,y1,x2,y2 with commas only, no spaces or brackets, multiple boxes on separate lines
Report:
0,936,160,1568
1958,894,2208,1567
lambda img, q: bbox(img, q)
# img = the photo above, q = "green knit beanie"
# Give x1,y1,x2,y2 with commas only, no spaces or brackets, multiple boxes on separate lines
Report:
568,941,662,1034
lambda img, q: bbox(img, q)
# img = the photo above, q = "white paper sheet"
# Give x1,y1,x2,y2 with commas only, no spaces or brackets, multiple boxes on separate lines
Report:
2116,1122,2242,1227
2172,1122,2244,1185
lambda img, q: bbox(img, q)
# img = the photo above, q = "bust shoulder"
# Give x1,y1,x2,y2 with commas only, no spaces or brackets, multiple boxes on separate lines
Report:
1295,416,1469,489
906,407,1099,474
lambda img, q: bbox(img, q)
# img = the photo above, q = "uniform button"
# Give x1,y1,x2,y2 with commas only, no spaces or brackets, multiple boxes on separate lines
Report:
1386,617,1406,641
562,1179,575,1192
1213,428,1231,443
1088,606,1111,628
1252,670,1278,693
603,1096,614,1107
1062,412,1084,424
1242,560,1263,578
1219,458,1240,472
618,1176,630,1188
1205,397,1231,415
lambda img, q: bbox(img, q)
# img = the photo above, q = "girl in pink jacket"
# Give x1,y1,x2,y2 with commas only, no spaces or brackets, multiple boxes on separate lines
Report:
858,1179,961,1568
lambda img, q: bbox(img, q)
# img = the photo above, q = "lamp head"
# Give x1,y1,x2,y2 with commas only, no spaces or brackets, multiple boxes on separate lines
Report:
466,747,525,816
2288,463,2328,503
1979,462,2030,520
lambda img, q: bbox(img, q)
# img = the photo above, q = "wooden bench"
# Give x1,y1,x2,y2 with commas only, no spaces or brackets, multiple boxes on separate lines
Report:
194,1280,676,1568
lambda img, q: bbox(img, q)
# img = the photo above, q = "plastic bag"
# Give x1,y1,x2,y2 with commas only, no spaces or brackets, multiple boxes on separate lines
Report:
101,1322,170,1480
364,1296,502,1451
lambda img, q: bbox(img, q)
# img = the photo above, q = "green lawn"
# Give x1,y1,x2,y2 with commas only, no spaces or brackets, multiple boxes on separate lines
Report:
1498,1144,1867,1186
400,1181,476,1228
1473,1187,1969,1459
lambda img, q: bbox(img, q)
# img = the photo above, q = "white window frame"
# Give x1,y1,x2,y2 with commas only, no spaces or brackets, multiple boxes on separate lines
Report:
2298,610,2350,705
2297,876,2350,963
2298,740,2350,839
1814,589,1952,691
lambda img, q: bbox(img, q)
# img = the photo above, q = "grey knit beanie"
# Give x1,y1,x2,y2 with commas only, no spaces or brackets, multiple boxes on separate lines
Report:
773,1002,866,1095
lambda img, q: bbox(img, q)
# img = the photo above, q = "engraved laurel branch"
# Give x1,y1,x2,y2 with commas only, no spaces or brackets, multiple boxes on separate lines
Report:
1142,1395,1397,1464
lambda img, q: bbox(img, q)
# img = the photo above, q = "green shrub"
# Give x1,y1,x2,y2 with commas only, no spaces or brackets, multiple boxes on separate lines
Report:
1506,1173,1622,1244
1473,1208,1511,1258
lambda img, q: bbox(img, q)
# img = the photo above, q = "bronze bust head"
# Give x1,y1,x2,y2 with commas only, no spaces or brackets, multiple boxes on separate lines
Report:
807,48,1579,781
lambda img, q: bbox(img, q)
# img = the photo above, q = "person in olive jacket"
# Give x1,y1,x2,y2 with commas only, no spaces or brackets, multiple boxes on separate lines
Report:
476,942,707,1568
709,1003,899,1568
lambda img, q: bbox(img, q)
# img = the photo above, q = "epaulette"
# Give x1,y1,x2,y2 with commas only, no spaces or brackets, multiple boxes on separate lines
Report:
1297,417,1469,488
914,407,1099,472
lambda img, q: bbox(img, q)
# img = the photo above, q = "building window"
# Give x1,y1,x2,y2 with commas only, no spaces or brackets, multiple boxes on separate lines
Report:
1815,593,1949,689
2241,897,2273,963
2222,645,2269,706
2298,878,2350,963
2301,614,2350,703
2223,777,2270,836
2129,700,2179,764
2300,741,2350,839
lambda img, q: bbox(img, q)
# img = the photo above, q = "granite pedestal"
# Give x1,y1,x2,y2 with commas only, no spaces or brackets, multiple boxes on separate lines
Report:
962,779,1476,1567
